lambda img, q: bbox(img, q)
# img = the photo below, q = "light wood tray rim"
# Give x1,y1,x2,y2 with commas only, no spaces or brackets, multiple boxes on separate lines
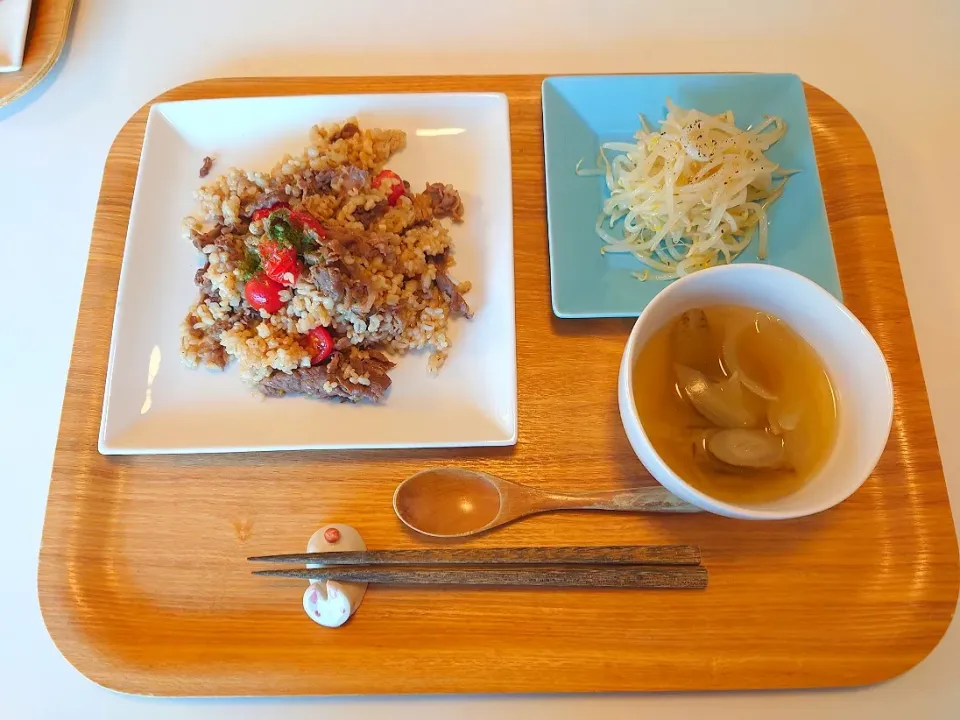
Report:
38,74,960,697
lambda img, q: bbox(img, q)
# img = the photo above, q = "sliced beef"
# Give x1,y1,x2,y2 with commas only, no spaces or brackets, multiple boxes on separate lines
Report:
324,350,394,402
311,223,473,316
320,225,397,266
435,268,473,319
405,217,434,232
331,122,359,141
297,166,367,197
309,225,391,311
245,191,290,217
208,316,235,340
205,302,262,340
184,321,228,369
191,225,222,251
190,225,242,272
310,265,349,304
239,305,263,323
320,226,362,260
336,165,368,193
342,351,394,400
369,234,400,265
212,232,242,252
423,182,465,221
258,349,394,403
260,364,332,398
298,168,336,196
199,156,214,178
203,344,229,370
310,261,377,313
354,276,378,313
353,200,388,228
194,264,219,303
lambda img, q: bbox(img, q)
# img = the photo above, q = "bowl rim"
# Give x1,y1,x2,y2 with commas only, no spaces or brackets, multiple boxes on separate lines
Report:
619,263,894,520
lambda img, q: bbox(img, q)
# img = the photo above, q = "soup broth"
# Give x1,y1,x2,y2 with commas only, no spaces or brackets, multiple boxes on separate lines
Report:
632,305,837,504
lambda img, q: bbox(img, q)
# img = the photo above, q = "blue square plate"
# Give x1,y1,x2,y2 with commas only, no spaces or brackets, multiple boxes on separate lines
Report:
542,73,840,318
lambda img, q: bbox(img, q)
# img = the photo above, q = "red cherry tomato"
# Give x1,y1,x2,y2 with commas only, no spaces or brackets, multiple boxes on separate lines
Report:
305,326,334,364
289,210,327,239
244,273,285,314
251,201,290,223
372,170,404,206
259,239,300,287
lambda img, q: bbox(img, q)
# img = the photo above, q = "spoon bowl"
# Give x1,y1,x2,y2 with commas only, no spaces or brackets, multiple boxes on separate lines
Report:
393,467,699,538
393,468,504,538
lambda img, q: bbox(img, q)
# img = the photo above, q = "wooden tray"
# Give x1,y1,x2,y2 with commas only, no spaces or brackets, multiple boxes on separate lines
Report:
0,0,74,108
38,75,959,696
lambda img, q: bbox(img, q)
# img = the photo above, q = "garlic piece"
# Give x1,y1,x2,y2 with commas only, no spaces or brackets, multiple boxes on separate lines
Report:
675,364,759,428
302,524,367,628
707,428,785,469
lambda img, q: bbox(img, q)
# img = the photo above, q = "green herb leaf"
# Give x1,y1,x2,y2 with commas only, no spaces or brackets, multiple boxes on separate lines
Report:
239,248,262,281
270,218,312,254
269,219,292,245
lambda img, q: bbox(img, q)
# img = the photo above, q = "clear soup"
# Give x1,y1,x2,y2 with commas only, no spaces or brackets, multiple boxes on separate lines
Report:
632,305,838,504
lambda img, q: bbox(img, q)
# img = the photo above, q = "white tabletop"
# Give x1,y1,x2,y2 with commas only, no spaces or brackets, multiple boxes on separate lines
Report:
2,0,958,717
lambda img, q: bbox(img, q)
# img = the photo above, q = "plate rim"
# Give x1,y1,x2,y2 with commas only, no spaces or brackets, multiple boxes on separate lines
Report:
541,72,837,319
98,91,518,454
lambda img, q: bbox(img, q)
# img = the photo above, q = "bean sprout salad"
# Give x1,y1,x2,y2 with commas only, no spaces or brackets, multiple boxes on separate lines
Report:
577,99,795,280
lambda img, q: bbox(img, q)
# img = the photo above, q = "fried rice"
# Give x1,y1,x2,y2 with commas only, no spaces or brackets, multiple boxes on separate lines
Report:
179,118,471,403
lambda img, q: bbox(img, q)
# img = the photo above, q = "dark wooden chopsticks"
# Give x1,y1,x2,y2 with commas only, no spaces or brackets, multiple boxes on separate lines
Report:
249,545,707,590
254,565,706,589
248,544,701,567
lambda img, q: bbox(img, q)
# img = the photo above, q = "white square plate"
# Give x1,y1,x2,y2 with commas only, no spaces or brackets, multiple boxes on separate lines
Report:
99,92,517,454
0,0,33,72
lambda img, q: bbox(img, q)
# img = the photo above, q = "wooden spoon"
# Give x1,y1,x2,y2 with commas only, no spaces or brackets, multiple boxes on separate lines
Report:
392,467,701,538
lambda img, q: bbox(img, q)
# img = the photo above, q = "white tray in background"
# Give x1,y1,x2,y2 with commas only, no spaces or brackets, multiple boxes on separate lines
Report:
0,0,33,72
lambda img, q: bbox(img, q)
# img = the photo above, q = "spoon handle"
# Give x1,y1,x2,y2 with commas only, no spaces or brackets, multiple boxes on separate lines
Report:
545,486,701,513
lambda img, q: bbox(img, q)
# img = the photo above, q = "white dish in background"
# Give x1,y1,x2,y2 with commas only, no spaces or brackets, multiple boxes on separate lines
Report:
98,92,517,454
618,263,893,520
0,0,33,72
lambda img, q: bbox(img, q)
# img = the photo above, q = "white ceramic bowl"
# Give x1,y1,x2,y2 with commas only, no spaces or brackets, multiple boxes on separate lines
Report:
618,264,893,520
